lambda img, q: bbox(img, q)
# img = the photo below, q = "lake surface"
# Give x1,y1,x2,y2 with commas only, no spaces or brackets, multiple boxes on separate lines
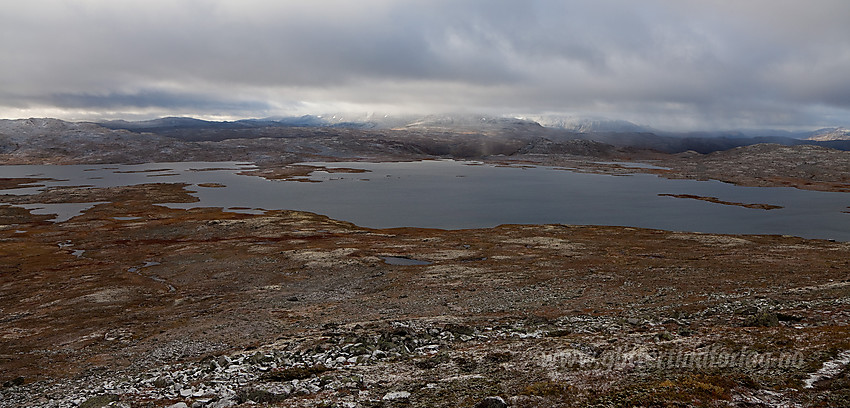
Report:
2,160,849,241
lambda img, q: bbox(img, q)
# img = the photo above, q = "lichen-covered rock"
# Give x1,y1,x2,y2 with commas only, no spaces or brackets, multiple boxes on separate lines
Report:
474,396,508,408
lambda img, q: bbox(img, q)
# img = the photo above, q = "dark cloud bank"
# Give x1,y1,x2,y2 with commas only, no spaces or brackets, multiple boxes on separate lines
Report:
2,0,849,130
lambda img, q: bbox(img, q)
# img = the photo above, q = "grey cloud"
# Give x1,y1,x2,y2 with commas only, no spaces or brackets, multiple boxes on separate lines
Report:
1,0,850,129
44,91,272,112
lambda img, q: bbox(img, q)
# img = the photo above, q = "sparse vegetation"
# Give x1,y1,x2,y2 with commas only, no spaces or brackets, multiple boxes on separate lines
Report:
744,311,780,327
79,394,119,408
2,132,850,406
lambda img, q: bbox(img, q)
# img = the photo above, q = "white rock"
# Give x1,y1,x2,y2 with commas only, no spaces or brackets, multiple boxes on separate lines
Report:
383,391,411,400
280,383,294,394
167,403,189,408
208,399,237,408
416,345,440,354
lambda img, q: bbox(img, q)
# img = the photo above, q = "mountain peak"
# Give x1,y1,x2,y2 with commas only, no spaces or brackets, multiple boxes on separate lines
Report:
807,127,850,141
525,115,652,133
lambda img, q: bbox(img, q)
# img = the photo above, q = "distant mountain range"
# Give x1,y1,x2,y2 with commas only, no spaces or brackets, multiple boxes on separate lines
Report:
4,116,850,165
98,114,413,132
91,114,850,154
3,115,848,160
96,114,848,137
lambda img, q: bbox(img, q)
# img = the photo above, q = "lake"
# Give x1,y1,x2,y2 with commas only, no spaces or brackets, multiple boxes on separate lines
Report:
2,160,849,241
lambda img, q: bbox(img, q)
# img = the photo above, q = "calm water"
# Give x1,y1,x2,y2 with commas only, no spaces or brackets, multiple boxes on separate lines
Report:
380,256,433,266
2,160,849,241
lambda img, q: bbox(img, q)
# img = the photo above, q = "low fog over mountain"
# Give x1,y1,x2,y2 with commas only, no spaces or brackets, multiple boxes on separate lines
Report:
89,114,850,154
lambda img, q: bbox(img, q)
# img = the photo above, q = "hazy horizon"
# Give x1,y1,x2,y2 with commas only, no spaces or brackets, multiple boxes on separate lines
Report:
6,112,848,135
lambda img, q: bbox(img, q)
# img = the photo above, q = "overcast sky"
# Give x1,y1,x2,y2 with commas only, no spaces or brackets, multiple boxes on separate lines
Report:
2,0,849,130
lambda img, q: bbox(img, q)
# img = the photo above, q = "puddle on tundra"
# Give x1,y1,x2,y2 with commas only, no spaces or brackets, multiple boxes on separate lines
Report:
380,256,433,266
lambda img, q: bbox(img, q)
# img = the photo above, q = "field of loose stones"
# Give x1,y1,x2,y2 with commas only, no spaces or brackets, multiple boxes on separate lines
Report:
2,179,849,407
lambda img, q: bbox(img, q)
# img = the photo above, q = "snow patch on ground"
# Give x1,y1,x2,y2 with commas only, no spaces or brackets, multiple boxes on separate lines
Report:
803,349,850,389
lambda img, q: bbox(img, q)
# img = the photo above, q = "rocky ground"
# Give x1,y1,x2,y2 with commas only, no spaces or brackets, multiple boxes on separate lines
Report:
501,144,850,194
2,119,850,406
1,180,849,407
